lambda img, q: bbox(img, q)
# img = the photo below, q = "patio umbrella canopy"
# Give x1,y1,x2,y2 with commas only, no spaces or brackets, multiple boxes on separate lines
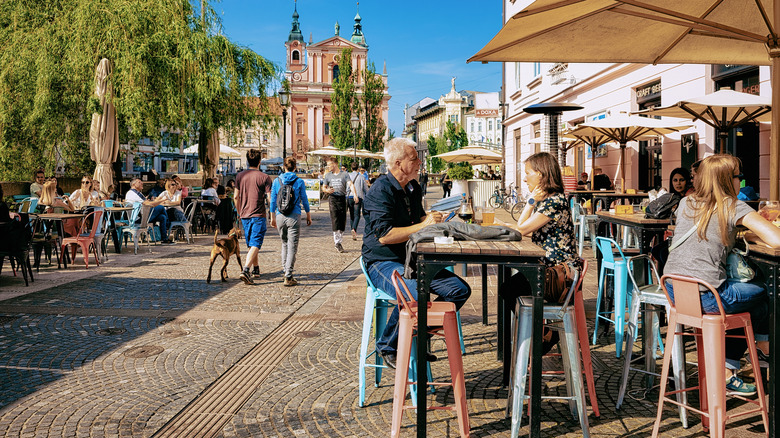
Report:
89,58,119,194
570,114,692,189
634,88,772,153
184,143,242,158
468,0,780,198
433,146,503,165
306,146,351,157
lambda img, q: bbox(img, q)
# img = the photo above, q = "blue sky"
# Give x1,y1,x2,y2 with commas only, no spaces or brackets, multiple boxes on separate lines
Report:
214,0,503,136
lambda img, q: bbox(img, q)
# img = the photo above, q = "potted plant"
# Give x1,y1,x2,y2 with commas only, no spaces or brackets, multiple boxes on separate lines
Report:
447,164,474,198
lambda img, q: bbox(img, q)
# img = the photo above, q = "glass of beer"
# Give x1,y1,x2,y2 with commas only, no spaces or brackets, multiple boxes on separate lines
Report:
482,205,495,225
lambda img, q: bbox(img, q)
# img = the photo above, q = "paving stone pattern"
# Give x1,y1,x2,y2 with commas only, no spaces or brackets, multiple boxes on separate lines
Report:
0,187,771,437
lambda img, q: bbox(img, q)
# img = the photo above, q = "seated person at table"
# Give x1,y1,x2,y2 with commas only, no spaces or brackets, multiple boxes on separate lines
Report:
362,138,471,369
665,154,780,396
0,185,14,222
39,181,79,236
30,169,45,198
577,171,590,189
69,176,100,210
124,178,173,244
592,167,613,190
201,178,221,206
156,180,186,222
91,180,109,201
147,178,167,199
668,167,693,197
171,175,188,198
498,152,581,352
49,176,65,196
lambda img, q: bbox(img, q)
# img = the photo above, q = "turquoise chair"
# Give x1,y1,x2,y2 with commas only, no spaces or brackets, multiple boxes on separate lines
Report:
593,236,631,357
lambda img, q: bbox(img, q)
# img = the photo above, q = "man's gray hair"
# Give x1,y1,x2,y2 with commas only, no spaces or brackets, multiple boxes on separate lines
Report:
384,138,416,168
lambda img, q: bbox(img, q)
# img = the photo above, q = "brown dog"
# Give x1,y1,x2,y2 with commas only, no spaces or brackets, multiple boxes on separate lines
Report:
207,228,243,283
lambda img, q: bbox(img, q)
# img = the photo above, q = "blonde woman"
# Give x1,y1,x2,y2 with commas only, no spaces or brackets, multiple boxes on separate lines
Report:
156,179,186,222
39,181,79,236
69,176,99,210
665,154,780,395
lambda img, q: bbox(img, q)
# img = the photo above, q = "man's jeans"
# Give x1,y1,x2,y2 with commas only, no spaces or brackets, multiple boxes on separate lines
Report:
368,260,471,354
666,279,769,370
348,196,362,232
276,213,300,278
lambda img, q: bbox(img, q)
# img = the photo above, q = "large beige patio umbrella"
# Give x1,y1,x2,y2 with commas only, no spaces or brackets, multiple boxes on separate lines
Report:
469,0,780,198
565,131,614,190
569,114,692,189
89,58,119,193
306,145,351,157
433,146,503,165
634,88,771,153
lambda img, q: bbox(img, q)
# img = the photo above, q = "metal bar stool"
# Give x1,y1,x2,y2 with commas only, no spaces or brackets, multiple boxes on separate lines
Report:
616,255,688,428
652,274,768,438
506,261,593,437
390,270,469,438
593,236,631,357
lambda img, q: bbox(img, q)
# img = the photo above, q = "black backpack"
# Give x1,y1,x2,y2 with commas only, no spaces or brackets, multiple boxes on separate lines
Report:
645,192,682,219
276,178,297,216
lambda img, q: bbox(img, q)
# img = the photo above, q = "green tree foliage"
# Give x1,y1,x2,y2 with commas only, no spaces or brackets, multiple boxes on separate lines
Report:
443,120,468,150
0,0,278,181
360,62,386,153
427,135,445,173
330,48,357,150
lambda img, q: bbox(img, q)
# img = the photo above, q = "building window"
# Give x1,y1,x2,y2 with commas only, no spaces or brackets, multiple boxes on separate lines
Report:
333,65,340,83
292,50,300,62
450,114,458,123
533,62,541,77
246,133,253,144
488,120,493,131
478,121,483,132
470,121,474,132
296,122,303,135
324,122,330,135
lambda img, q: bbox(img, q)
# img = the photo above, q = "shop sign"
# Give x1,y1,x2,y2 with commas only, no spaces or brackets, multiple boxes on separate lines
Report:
476,109,499,117
636,81,662,104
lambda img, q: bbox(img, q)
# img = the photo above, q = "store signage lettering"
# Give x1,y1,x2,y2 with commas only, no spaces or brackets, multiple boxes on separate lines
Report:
636,82,662,99
476,109,499,117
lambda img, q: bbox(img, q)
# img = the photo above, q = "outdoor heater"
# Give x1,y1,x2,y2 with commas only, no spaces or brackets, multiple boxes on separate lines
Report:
523,102,583,166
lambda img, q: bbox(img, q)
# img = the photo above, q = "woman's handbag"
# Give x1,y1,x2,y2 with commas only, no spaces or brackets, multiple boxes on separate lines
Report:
726,237,755,282
544,262,576,303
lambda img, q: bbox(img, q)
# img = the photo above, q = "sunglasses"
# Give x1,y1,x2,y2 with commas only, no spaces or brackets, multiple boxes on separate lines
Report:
733,173,744,180
81,181,91,184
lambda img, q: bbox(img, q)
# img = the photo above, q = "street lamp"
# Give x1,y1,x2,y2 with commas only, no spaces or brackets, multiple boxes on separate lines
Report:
350,115,360,162
279,88,290,161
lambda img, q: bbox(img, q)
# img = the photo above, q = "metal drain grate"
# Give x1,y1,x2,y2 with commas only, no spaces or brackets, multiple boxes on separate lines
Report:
153,315,321,438
160,329,188,338
123,345,164,358
96,328,127,336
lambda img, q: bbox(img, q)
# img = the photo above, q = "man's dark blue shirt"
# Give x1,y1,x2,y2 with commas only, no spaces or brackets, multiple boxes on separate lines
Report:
361,172,425,267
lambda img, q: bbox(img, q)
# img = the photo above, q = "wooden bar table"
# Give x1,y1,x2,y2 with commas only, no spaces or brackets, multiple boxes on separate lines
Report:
415,239,547,437
592,192,648,211
567,189,615,206
742,239,780,437
595,211,671,255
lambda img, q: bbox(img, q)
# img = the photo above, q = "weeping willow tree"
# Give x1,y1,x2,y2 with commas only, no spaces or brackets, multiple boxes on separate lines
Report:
0,0,278,181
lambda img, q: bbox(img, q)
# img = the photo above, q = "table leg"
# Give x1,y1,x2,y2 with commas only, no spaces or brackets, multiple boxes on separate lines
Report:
501,266,512,386
497,266,505,363
769,264,778,438
482,263,488,325
529,265,544,438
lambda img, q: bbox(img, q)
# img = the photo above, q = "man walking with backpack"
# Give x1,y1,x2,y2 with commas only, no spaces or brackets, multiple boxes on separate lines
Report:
270,157,312,286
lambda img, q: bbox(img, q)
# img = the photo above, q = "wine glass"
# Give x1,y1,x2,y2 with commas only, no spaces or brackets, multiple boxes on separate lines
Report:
458,202,473,223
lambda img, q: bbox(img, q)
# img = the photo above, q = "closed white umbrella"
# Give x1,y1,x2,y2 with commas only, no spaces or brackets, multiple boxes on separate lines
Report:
89,58,119,193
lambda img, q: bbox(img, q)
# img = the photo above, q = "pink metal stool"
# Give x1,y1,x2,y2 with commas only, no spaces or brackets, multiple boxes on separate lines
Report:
390,270,469,438
653,274,768,438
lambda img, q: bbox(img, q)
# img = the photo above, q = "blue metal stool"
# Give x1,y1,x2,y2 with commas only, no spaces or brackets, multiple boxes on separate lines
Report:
593,236,631,357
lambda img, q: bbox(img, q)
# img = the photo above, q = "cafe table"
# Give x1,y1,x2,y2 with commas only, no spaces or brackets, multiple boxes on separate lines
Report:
742,239,780,437
415,239,547,438
33,212,87,268
104,206,133,253
567,189,615,206
592,192,649,212
595,211,671,256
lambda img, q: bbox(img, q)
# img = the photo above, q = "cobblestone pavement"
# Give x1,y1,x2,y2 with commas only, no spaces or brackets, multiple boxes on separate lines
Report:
0,188,770,437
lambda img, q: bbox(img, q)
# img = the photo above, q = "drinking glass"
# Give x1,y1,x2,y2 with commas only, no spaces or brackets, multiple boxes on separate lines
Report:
482,205,495,225
474,206,483,224
458,202,473,223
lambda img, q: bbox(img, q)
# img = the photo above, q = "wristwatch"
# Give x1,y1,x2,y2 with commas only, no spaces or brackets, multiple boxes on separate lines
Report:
528,198,535,205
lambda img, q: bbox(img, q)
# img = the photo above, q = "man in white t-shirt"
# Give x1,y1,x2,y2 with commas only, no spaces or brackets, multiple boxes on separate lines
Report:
125,178,173,244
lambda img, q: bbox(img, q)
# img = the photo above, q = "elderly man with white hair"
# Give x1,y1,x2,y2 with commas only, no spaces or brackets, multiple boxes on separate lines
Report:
360,138,471,369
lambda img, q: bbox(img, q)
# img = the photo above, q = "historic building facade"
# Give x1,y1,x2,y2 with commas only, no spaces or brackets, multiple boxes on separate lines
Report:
283,4,390,161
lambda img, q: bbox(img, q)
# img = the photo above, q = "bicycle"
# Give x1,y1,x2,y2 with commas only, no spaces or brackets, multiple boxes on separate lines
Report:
488,183,526,220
